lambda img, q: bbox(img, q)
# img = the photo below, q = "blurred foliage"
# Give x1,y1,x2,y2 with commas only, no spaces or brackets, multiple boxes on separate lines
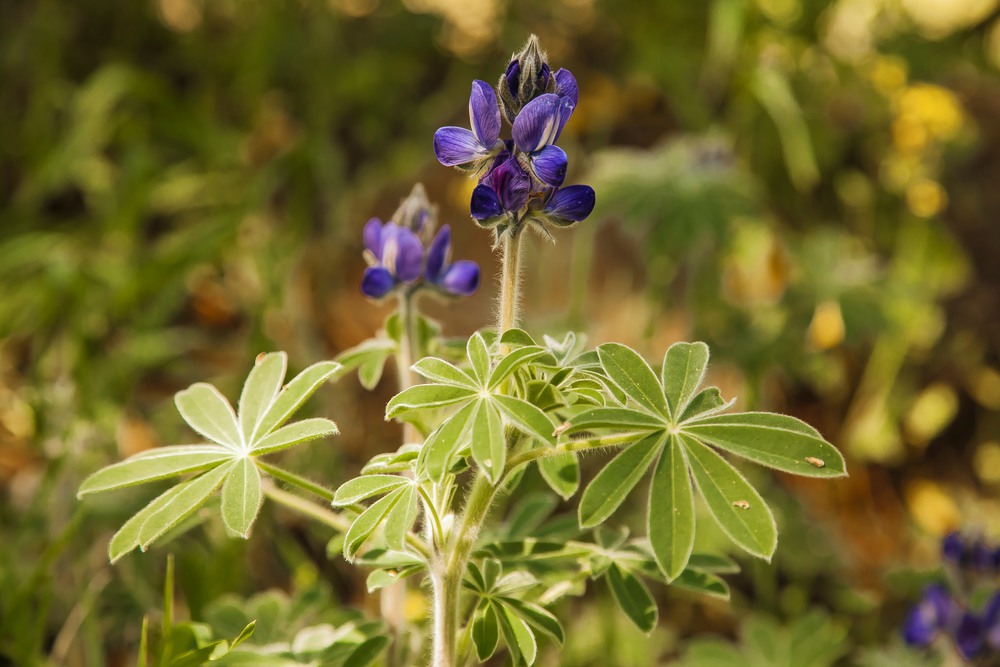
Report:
3,0,1000,664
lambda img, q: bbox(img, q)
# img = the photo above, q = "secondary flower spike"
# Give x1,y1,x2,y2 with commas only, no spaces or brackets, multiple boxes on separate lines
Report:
361,219,424,299
424,225,480,296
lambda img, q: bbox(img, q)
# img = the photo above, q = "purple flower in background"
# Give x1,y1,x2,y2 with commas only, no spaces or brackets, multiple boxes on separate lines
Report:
903,585,956,648
360,218,424,299
433,80,502,174
425,225,479,297
471,154,531,230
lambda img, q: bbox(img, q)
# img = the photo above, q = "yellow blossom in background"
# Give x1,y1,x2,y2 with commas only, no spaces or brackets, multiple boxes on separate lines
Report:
905,479,960,536
869,55,908,96
893,83,965,151
904,383,958,446
807,300,845,350
975,441,1000,485
906,178,948,217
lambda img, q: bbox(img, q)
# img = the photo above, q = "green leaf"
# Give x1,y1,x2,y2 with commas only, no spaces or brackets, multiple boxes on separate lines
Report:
579,432,663,528
419,401,477,482
78,445,233,497
255,360,341,436
500,329,537,348
537,452,579,500
138,463,234,549
672,568,730,600
175,383,243,450
411,357,478,389
501,598,565,646
687,553,740,574
336,339,396,390
471,399,505,484
498,603,538,666
221,457,262,538
506,494,558,539
661,342,709,418
683,412,847,477
493,395,555,445
109,483,190,562
250,417,338,455
385,384,476,419
489,346,551,390
472,603,500,662
648,435,695,580
383,483,418,550
342,635,390,667
566,407,666,432
597,343,669,418
239,352,287,442
679,388,731,422
343,488,405,561
681,435,777,560
333,475,409,505
607,564,658,633
467,331,491,385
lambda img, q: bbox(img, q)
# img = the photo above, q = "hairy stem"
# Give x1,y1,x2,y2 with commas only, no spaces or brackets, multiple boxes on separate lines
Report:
430,564,461,667
498,228,523,336
504,432,640,476
262,482,351,532
396,290,420,443
257,461,334,502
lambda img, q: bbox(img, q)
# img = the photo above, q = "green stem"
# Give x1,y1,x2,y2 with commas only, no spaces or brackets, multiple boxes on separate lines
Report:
430,564,461,667
262,482,350,532
257,461,334,502
503,432,640,476
397,290,420,444
417,485,446,548
498,228,523,336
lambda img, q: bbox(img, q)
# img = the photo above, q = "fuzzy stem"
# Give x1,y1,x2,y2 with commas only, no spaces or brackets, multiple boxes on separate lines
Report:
262,482,351,532
257,461,334,502
396,290,420,443
504,432,640,475
430,563,461,667
498,228,523,336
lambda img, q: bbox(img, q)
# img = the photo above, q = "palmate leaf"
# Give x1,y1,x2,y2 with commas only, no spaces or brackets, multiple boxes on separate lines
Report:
472,603,501,662
606,564,658,633
497,603,538,666
81,351,341,561
537,452,579,500
336,338,396,390
562,340,844,578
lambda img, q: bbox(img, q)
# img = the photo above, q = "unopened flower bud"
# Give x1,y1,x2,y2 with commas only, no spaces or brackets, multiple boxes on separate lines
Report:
498,34,555,123
392,183,436,237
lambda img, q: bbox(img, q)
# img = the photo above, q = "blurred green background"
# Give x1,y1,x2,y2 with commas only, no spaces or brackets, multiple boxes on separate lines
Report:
2,0,1000,664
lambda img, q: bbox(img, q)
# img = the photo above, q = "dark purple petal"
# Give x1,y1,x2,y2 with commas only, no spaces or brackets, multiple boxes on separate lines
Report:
538,63,551,90
440,260,480,296
363,218,383,258
361,266,396,299
434,126,487,167
544,184,595,223
531,145,568,187
925,585,956,626
469,80,500,147
903,589,947,648
555,68,579,106
955,612,984,659
505,60,520,97
488,156,531,212
394,227,424,283
512,94,563,153
425,225,451,282
972,541,994,570
942,532,965,564
471,184,504,220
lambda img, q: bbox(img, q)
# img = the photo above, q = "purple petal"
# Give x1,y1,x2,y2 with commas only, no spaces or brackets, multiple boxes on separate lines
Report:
531,145,568,187
504,60,520,97
482,156,531,212
538,63,551,90
553,95,575,144
394,227,424,283
471,184,504,221
955,612,984,659
441,260,480,296
972,541,994,570
544,184,595,223
470,80,500,147
363,218,383,258
986,592,1000,649
941,532,964,564
361,266,396,299
425,225,451,282
512,94,563,153
555,68,579,106
434,126,487,167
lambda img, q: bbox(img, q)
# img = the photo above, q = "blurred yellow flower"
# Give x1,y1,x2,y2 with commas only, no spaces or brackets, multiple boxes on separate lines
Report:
975,441,1000,485
906,178,948,217
906,479,960,536
894,83,965,147
807,300,845,351
869,55,908,96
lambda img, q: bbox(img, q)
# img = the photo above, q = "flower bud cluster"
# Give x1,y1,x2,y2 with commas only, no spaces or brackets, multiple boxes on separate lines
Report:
902,533,1000,660
360,184,480,300
433,35,595,239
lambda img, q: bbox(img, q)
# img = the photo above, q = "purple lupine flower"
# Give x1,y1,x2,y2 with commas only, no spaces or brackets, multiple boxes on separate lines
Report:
392,183,435,238
534,184,596,228
942,532,965,565
470,154,531,230
903,585,957,648
554,68,578,107
511,93,574,187
361,218,424,299
424,225,480,297
955,611,985,659
433,80,503,174
985,591,1000,650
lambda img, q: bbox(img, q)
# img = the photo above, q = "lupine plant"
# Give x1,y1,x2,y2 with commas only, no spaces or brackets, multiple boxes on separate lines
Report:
78,36,847,666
